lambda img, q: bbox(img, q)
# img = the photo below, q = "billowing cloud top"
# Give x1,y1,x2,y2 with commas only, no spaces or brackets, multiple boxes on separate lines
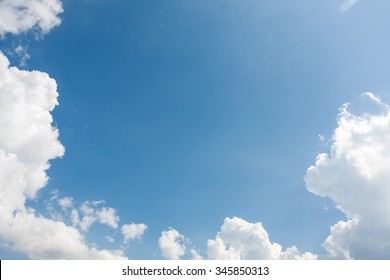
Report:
305,94,390,259
0,52,125,259
2,0,389,260
0,0,63,37
207,217,317,260
158,229,187,260
0,51,64,208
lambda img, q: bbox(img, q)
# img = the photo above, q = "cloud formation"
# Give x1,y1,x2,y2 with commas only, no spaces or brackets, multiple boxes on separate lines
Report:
70,201,120,231
122,223,148,243
207,217,317,260
0,0,63,37
57,197,73,210
305,93,390,259
157,217,316,260
158,229,187,260
0,52,125,259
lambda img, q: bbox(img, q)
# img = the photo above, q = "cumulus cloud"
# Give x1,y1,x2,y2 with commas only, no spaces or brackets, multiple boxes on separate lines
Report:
122,223,148,243
0,51,64,208
190,249,204,260
70,201,120,231
207,217,317,260
305,93,390,259
156,218,316,260
0,52,125,259
1,211,125,259
158,229,187,260
97,207,120,229
0,0,63,37
339,0,359,12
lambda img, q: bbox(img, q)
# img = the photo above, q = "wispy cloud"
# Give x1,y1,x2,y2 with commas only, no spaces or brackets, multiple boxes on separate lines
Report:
339,0,359,12
6,45,31,67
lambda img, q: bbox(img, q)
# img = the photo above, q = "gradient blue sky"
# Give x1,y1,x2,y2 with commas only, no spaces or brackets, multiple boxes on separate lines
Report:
1,0,390,259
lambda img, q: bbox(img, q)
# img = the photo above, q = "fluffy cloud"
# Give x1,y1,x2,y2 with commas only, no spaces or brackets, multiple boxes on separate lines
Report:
97,207,119,229
0,0,63,37
158,229,187,260
190,249,204,260
207,217,317,260
122,223,148,243
339,0,359,12
0,51,64,210
305,93,390,259
0,52,125,259
1,211,125,259
156,218,317,260
70,201,120,231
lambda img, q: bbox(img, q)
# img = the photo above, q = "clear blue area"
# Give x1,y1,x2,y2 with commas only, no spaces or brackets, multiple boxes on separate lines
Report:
2,0,390,258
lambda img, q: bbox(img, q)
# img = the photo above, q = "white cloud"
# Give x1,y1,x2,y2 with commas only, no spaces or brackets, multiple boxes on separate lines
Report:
280,246,318,260
305,94,390,259
339,0,359,12
122,223,148,243
362,92,389,109
71,201,120,231
207,217,317,260
158,229,186,260
97,207,119,229
1,211,125,259
0,0,63,37
0,52,125,259
58,197,73,210
190,249,204,260
0,51,64,210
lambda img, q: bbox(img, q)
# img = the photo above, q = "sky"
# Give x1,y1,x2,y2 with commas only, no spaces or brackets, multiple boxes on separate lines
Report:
1,0,390,260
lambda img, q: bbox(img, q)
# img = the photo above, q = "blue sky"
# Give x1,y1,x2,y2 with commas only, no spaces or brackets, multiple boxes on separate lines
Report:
1,0,390,259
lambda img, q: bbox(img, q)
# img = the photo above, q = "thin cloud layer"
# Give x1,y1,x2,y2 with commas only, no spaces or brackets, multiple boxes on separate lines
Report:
0,52,125,259
207,217,317,260
57,197,73,210
339,0,359,12
0,0,63,37
305,93,390,259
